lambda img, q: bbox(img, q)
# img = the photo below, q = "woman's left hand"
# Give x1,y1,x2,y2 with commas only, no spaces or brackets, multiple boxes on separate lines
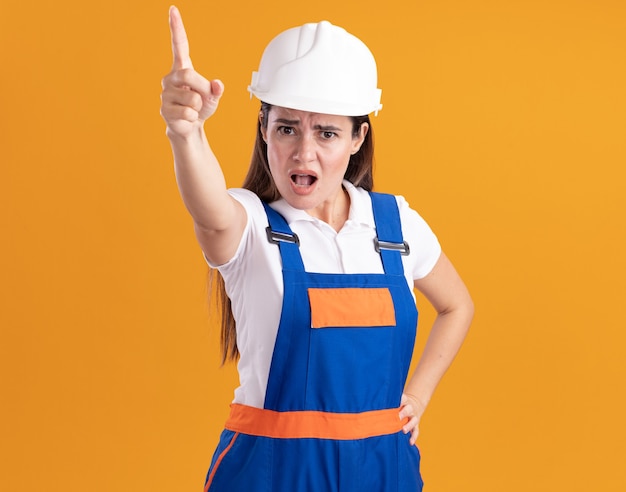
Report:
399,393,427,446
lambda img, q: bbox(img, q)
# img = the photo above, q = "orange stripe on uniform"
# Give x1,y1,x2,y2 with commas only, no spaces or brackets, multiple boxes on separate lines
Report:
224,404,407,440
204,431,239,492
308,287,396,328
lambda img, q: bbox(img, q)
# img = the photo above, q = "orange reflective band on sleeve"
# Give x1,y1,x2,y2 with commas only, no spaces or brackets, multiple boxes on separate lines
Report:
224,404,407,440
308,287,396,328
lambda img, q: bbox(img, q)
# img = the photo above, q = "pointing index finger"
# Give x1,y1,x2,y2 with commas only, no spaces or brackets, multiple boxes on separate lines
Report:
169,6,193,70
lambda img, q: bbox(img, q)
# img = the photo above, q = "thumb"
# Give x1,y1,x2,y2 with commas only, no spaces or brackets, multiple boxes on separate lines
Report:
210,79,225,100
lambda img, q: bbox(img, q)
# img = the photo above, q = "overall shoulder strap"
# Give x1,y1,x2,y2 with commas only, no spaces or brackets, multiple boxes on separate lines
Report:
262,202,305,271
369,192,410,276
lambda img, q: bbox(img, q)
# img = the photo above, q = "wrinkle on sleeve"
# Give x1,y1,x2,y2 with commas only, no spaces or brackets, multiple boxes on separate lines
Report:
396,195,442,280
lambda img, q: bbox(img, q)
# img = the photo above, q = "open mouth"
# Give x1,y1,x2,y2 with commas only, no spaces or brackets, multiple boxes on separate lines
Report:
291,174,318,187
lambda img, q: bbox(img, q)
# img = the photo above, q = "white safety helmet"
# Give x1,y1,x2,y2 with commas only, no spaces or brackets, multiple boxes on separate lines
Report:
248,21,382,116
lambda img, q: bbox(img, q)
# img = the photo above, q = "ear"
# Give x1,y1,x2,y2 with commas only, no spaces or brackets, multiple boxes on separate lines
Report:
351,122,369,154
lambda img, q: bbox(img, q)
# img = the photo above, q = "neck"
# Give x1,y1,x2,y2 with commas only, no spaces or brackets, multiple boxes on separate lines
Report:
307,186,350,233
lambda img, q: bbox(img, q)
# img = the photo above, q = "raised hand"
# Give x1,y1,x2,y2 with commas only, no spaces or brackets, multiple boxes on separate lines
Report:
161,6,224,138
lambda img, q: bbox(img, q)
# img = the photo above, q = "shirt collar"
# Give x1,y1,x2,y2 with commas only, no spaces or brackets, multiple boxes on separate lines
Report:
270,180,375,229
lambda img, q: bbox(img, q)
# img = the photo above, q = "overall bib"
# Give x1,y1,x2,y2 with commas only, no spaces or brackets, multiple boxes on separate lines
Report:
204,192,423,492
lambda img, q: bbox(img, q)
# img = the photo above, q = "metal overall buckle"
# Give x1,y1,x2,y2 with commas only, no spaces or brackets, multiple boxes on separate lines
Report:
266,227,300,246
373,238,411,256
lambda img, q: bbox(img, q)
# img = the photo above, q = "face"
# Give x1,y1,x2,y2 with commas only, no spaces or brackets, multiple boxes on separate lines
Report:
261,106,368,220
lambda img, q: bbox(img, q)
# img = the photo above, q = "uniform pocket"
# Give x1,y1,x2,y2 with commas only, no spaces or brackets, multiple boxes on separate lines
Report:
204,431,240,491
397,432,424,491
308,287,396,328
204,432,273,492
305,287,397,411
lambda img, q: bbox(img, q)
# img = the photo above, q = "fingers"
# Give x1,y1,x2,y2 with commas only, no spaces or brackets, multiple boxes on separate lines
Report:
163,68,212,95
162,6,224,132
163,85,204,113
169,5,193,70
400,412,419,446
398,399,415,424
161,72,225,133
161,81,206,130
403,416,419,445
399,393,423,446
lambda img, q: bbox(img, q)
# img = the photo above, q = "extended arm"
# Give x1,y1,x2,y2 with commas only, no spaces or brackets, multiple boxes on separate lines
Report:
399,252,474,444
160,6,246,265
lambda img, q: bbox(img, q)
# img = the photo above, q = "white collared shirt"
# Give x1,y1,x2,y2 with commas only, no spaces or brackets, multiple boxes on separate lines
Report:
211,181,441,407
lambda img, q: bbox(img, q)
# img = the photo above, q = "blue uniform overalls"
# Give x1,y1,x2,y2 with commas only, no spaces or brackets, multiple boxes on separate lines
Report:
204,192,423,492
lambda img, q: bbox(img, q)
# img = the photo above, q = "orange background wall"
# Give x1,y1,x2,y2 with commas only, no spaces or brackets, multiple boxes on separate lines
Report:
2,0,625,490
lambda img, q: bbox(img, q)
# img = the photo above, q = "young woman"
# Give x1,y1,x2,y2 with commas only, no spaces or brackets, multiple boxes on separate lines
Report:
161,6,474,491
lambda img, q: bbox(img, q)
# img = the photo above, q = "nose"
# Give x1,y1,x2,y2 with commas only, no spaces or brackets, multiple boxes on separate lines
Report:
293,136,316,163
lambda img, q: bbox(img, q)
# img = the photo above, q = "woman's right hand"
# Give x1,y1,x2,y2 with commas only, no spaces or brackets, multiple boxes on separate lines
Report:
160,6,224,139
160,6,246,266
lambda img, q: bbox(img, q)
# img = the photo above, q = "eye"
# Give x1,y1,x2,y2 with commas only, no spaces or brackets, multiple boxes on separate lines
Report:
278,126,295,136
320,131,337,140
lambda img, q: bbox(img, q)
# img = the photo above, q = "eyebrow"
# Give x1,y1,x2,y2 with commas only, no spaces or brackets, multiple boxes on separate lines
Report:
273,118,343,132
274,118,300,125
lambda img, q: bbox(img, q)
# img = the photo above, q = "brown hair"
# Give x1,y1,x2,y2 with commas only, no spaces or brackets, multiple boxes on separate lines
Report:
213,102,375,363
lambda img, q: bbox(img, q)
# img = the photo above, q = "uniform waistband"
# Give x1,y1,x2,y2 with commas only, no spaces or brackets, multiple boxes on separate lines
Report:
224,403,408,440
